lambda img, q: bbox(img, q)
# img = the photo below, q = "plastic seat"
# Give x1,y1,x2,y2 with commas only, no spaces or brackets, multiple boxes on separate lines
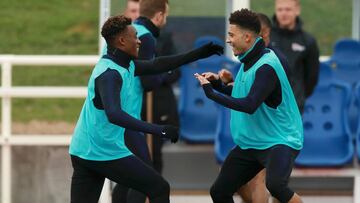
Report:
214,106,235,163
325,39,360,134
355,83,360,160
178,57,238,142
331,39,360,67
326,39,360,85
178,36,239,143
295,81,353,167
318,61,334,85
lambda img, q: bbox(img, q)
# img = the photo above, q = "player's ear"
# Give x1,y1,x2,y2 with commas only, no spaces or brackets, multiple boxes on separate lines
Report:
153,11,163,24
117,35,127,47
244,32,252,43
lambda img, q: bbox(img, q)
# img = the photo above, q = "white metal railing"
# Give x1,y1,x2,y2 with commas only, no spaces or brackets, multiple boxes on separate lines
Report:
1,54,358,203
0,55,113,203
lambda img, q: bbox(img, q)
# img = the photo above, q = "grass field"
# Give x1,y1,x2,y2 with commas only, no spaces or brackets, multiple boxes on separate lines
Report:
0,0,353,123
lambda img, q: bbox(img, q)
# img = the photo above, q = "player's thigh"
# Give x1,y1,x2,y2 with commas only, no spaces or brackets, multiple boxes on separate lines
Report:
265,145,299,186
70,156,105,203
100,155,169,197
212,146,264,194
237,169,267,202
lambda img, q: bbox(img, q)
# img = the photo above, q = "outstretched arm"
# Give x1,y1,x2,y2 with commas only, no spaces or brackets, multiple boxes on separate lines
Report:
134,42,223,76
137,33,165,91
94,69,178,142
195,65,278,114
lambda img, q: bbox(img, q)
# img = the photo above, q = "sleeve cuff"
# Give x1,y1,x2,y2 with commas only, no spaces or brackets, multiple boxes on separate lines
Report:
202,83,213,95
210,78,223,88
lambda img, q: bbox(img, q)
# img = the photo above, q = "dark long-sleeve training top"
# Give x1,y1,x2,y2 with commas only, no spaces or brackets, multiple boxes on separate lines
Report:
134,16,176,91
203,39,290,114
94,45,214,134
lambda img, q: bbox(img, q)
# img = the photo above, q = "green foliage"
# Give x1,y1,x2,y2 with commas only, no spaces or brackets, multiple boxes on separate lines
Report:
0,0,99,54
0,0,353,122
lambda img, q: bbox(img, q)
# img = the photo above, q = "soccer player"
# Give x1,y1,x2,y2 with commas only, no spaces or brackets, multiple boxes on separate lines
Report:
195,9,303,203
112,0,173,202
217,13,291,203
69,15,223,203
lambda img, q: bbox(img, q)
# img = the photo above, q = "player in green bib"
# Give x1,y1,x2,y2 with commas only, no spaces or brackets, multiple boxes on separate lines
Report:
69,15,223,203
195,9,303,203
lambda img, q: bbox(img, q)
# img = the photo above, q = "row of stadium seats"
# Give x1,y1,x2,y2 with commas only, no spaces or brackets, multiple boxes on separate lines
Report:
298,39,360,167
215,81,360,167
178,37,360,167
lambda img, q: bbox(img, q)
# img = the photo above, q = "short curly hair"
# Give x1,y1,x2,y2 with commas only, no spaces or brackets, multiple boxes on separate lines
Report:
101,15,132,45
229,9,261,34
257,13,272,30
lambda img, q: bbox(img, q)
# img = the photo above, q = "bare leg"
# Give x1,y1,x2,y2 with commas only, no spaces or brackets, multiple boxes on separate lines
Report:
273,193,302,203
250,170,269,203
288,193,303,203
238,184,252,203
238,169,269,203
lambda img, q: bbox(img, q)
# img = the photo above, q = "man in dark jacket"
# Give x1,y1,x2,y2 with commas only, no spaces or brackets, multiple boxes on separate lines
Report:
271,0,319,113
150,31,180,174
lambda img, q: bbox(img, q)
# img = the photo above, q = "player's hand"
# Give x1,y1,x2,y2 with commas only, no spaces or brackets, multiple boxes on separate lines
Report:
218,69,234,84
194,73,210,85
201,72,219,81
198,42,224,58
161,125,179,143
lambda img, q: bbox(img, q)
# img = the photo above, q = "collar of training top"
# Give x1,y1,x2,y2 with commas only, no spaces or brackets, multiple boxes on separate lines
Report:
238,37,266,65
104,46,132,69
134,16,160,38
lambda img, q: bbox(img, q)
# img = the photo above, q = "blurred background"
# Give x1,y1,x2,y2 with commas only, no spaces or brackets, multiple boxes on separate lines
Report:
0,0,359,202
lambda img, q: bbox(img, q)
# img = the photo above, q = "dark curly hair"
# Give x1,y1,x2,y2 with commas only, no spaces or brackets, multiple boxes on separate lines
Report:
229,9,261,34
101,15,132,45
257,13,272,30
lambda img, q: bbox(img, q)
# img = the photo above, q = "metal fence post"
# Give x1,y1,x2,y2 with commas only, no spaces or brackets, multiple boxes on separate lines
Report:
2,59,12,203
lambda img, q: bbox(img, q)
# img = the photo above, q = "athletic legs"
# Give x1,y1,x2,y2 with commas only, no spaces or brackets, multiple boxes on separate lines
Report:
262,145,300,203
112,130,153,203
70,155,169,203
210,146,264,203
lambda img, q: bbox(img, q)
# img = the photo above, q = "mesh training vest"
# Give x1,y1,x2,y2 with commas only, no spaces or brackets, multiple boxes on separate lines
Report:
231,48,303,150
69,58,136,160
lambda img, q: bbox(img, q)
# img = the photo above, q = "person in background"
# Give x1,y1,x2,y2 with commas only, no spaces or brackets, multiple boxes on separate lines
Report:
123,0,140,21
113,0,172,202
148,29,180,174
271,0,319,113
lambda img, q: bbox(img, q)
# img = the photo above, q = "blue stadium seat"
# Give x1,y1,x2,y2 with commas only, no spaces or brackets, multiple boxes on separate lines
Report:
178,36,239,143
178,56,239,143
318,61,334,85
355,83,360,160
214,106,235,163
325,39,360,134
331,39,360,67
295,81,353,167
326,39,360,85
